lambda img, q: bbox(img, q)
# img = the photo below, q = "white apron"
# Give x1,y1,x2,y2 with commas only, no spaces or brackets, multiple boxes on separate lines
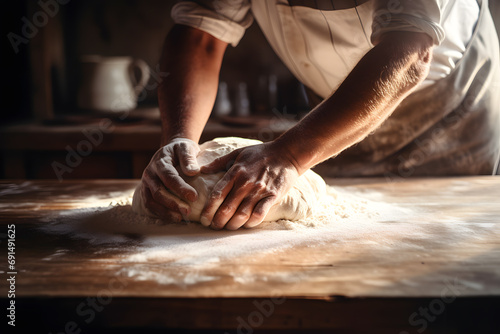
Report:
260,0,374,99
262,0,500,176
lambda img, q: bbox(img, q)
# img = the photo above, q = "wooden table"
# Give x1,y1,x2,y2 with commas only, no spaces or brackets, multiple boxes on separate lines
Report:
1,177,499,333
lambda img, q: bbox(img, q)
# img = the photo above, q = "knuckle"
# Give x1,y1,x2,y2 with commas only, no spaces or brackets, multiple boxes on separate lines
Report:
160,146,171,156
254,181,267,191
236,212,250,221
276,174,286,185
160,163,177,175
266,189,279,198
168,212,182,223
210,190,223,201
232,164,245,175
220,204,235,215
151,188,165,202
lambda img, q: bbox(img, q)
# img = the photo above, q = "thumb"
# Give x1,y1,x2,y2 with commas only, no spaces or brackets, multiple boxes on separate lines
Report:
201,149,241,174
178,144,200,176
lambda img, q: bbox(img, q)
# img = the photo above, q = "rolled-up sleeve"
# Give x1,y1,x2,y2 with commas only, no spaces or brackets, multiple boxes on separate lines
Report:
371,0,447,45
171,0,253,47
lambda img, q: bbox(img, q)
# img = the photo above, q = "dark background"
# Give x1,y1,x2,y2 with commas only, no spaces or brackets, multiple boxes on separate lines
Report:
1,0,309,123
1,0,499,179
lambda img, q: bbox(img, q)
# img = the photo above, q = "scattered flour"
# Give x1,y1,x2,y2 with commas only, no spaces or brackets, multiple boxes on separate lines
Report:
38,184,418,286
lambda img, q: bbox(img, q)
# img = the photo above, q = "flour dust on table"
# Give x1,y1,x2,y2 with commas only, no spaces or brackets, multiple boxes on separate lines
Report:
37,179,414,286
132,137,327,224
35,139,417,287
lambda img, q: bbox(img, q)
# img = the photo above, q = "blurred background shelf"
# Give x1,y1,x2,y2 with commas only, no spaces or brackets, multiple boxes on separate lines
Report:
0,108,298,179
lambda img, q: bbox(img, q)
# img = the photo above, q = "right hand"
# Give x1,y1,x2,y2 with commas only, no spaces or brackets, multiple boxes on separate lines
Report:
138,138,200,222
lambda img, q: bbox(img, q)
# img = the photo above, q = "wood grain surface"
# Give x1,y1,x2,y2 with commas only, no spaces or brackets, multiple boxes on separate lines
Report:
0,177,499,332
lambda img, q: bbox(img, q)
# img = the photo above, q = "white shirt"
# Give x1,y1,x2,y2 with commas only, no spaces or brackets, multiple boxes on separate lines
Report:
171,0,480,98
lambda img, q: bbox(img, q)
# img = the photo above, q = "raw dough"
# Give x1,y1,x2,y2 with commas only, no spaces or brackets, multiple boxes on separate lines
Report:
132,137,326,225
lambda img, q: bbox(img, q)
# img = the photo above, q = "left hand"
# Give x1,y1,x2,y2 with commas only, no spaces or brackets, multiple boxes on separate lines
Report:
199,142,300,230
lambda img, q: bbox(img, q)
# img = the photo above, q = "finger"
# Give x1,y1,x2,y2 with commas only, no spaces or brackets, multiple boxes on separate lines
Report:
227,181,268,230
211,185,249,230
225,197,257,230
177,143,200,176
154,163,198,202
243,196,277,229
143,186,183,223
143,173,191,215
199,173,235,228
201,149,241,174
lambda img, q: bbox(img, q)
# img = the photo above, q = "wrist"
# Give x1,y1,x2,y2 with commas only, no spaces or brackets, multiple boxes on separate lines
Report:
267,138,310,176
163,137,198,147
162,132,199,146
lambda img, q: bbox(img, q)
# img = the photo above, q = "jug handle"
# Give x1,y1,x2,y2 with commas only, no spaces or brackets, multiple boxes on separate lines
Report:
129,59,150,97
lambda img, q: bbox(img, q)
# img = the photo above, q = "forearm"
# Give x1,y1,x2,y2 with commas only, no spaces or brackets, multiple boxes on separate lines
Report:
158,25,228,145
275,32,433,174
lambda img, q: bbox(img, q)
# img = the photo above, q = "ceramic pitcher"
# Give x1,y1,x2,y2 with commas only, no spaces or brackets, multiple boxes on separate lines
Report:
77,55,150,112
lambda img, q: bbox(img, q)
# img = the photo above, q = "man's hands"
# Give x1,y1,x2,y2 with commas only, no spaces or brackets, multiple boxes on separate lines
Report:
199,142,300,230
139,138,200,222
138,138,301,229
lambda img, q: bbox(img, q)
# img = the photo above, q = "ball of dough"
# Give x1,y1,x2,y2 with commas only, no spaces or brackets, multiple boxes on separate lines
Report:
133,137,326,225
